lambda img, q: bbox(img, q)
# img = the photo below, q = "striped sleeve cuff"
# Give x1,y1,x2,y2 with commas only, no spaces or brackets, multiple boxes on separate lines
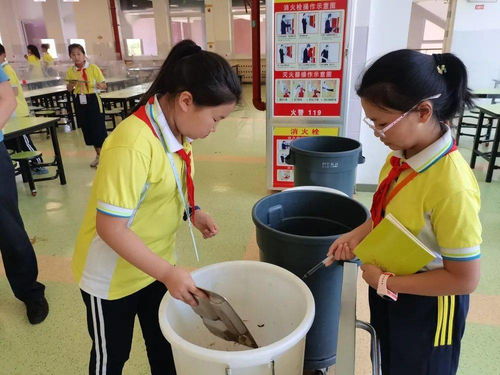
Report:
96,201,134,218
441,246,481,262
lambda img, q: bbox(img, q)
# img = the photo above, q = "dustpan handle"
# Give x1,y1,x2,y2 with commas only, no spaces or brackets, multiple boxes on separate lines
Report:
225,360,275,375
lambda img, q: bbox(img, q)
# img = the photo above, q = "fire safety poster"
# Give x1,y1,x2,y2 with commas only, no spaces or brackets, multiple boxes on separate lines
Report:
273,0,347,117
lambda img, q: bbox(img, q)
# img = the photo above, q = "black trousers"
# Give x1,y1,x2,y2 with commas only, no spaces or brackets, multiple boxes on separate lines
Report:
4,134,43,164
81,281,176,375
0,142,45,302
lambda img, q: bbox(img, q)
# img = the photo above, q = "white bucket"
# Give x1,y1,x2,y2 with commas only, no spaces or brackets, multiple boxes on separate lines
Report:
159,261,315,375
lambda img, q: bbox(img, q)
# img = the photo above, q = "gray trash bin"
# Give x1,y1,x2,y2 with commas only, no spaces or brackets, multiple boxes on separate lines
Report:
252,188,368,371
285,136,365,197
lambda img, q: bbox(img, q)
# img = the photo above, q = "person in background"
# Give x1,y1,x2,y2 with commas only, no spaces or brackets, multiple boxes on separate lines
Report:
24,45,44,80
0,43,47,175
0,64,49,325
65,43,107,168
41,44,56,76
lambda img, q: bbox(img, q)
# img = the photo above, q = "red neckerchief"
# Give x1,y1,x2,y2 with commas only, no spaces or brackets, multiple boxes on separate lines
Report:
370,142,457,227
75,62,89,92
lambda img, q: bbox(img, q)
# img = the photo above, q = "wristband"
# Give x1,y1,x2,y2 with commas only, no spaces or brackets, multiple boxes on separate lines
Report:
183,205,201,221
377,272,398,301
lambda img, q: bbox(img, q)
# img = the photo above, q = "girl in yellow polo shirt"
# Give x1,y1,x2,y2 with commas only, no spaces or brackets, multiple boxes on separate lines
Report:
24,45,44,79
326,50,481,375
41,43,56,76
65,43,107,168
73,40,241,374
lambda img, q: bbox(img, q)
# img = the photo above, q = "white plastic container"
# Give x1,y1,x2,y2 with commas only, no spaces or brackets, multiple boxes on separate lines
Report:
159,261,315,375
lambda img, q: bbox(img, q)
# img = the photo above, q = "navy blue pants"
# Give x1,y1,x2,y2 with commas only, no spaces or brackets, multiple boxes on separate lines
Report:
369,287,469,375
0,142,45,302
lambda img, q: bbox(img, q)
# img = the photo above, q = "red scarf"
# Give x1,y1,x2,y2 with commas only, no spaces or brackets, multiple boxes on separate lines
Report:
370,143,457,227
134,98,196,221
76,63,89,92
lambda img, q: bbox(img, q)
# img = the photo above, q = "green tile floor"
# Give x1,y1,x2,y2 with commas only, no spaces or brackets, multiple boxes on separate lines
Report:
1,86,499,374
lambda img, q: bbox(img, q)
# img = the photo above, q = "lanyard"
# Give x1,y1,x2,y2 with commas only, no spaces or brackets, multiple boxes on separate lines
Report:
146,102,200,262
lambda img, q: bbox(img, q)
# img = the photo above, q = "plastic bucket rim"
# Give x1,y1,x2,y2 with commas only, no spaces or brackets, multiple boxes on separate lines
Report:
290,136,362,158
251,190,369,241
158,260,315,367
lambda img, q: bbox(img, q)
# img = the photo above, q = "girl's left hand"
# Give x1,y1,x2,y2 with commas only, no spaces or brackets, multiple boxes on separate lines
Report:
96,82,107,90
193,210,219,239
360,264,384,289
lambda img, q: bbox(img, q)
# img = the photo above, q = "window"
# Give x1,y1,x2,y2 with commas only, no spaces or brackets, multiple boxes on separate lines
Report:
41,38,57,58
232,1,266,57
169,0,206,48
119,0,158,57
126,38,143,56
70,39,86,51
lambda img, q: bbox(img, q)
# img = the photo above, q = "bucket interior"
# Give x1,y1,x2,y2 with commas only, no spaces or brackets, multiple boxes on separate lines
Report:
292,136,360,153
253,190,367,237
275,217,352,236
162,263,311,352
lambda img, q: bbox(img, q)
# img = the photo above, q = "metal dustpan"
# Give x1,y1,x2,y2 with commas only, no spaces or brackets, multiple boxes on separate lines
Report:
191,288,259,349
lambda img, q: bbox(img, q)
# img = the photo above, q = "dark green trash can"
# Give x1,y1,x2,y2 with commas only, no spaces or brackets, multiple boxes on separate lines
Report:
286,136,365,197
252,188,368,371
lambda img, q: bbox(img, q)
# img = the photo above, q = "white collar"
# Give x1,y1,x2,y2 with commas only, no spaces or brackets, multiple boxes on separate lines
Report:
73,61,90,71
0,61,8,68
152,95,192,152
394,127,454,173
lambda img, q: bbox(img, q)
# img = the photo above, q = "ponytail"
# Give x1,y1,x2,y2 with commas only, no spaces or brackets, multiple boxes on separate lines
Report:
434,53,473,120
134,40,241,111
357,49,473,122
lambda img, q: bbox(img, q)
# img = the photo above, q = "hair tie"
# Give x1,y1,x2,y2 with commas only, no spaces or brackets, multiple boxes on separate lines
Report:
432,53,447,75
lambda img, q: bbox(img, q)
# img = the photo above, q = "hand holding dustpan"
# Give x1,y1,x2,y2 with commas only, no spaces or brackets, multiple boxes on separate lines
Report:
191,288,259,349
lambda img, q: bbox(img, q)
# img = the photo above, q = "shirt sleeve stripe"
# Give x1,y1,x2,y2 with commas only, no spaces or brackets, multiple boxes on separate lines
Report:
442,254,481,262
96,201,133,218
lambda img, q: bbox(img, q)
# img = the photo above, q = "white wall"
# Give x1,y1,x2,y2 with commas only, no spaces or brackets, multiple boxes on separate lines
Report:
352,0,413,186
451,0,500,89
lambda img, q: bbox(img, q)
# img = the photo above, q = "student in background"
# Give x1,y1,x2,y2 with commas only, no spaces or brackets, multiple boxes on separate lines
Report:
41,44,56,76
24,45,44,79
73,39,241,374
302,13,308,34
0,44,47,175
0,64,48,325
326,50,481,375
65,43,107,168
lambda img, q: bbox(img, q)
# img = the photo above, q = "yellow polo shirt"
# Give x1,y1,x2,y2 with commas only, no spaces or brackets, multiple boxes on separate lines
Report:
27,55,44,79
73,96,194,300
42,52,54,66
65,62,105,94
378,128,481,271
1,62,29,117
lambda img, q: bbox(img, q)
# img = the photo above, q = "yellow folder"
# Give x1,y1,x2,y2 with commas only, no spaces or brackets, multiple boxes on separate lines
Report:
354,214,436,275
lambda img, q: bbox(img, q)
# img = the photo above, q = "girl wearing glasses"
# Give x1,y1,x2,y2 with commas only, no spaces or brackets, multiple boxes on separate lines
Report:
326,49,481,375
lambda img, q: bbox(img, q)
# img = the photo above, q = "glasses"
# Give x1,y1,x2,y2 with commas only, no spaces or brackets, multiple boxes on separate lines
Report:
363,94,442,138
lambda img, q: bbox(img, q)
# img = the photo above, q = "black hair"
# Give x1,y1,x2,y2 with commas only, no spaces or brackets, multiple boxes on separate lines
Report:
0,44,5,55
41,43,50,50
27,45,41,59
68,43,86,56
135,40,241,109
356,49,473,122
